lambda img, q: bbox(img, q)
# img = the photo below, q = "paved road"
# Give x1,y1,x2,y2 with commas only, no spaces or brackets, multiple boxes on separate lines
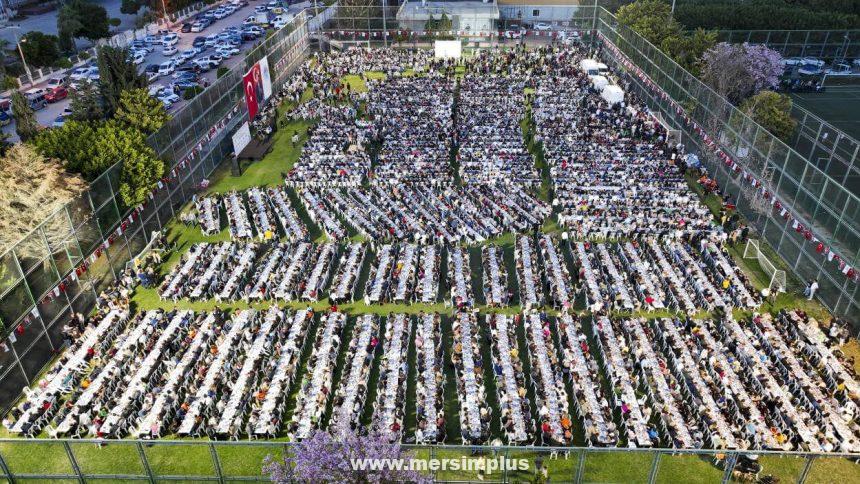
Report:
2,0,276,140
0,0,138,49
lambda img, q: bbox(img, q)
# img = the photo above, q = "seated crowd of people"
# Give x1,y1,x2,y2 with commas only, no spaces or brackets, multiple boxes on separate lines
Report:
7,45,858,459
190,187,308,242
457,76,539,186
531,56,711,238
298,183,549,244
573,234,761,313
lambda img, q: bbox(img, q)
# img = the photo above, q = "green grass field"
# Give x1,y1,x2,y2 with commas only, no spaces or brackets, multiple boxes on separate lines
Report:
1,72,856,484
791,86,860,140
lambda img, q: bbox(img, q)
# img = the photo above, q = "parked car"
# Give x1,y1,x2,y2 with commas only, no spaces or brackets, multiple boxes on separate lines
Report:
798,64,823,76
178,48,201,63
53,114,66,127
70,66,96,81
157,89,180,106
181,23,193,33
213,8,227,19
191,21,206,33
801,57,825,67
46,77,68,89
196,54,222,68
244,25,264,37
131,51,147,65
158,60,177,76
171,79,200,91
533,22,552,31
163,45,179,56
45,86,69,103
273,15,292,29
204,34,220,46
216,45,240,57
162,32,180,46
826,62,852,75
0,111,11,126
782,57,804,67
254,5,268,14
24,89,47,110
144,34,161,45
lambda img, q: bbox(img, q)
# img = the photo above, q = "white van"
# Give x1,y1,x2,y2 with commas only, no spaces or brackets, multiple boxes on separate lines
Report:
601,84,624,105
579,59,600,77
272,14,294,29
590,75,609,90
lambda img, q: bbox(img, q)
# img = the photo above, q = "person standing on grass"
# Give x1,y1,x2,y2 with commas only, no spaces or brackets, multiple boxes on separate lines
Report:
807,279,819,300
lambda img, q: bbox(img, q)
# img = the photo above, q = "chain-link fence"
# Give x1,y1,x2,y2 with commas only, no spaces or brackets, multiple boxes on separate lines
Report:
595,9,859,324
714,29,860,62
0,439,856,483
0,11,313,413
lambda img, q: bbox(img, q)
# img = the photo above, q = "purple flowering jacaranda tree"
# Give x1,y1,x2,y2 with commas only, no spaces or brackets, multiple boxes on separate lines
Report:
263,429,433,483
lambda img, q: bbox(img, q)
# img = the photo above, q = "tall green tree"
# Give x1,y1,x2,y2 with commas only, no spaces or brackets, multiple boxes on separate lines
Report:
660,28,716,76
97,46,148,117
57,0,111,52
115,88,170,134
68,80,106,121
11,92,39,142
742,91,798,142
91,121,164,207
616,0,683,47
33,120,100,177
20,32,61,68
120,0,143,15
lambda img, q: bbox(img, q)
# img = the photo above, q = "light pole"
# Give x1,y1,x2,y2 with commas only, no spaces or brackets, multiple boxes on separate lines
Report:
3,25,32,86
161,0,172,28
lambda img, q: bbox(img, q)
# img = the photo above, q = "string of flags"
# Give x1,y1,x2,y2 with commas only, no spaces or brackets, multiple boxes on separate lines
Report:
598,32,857,284
329,29,575,39
16,102,245,333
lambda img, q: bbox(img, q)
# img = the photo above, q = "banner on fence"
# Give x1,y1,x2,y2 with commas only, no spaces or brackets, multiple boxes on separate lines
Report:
243,57,272,120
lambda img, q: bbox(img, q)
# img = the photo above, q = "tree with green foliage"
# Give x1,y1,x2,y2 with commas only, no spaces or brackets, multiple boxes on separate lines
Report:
120,0,142,15
33,120,100,177
91,121,164,207
660,28,716,76
97,46,148,117
11,92,39,142
616,0,682,48
68,80,106,121
33,118,163,206
115,88,170,134
674,0,860,31
57,0,111,52
742,91,798,142
616,0,716,76
20,32,61,68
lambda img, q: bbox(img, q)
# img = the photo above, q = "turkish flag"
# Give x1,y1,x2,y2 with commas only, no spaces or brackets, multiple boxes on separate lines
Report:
244,64,260,121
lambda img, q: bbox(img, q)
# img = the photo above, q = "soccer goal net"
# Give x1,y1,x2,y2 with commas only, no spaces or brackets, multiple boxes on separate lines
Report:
743,239,787,293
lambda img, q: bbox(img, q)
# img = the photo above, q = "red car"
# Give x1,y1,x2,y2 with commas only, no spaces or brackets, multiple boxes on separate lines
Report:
45,86,68,103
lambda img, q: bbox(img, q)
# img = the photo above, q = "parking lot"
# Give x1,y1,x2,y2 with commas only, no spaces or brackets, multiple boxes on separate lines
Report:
2,0,293,140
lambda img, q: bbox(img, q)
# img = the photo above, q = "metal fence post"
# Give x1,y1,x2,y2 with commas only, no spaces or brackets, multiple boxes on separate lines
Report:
720,452,737,484
574,449,586,484
646,451,661,484
0,447,15,484
62,441,85,483
797,455,815,484
136,441,156,483
209,442,226,483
